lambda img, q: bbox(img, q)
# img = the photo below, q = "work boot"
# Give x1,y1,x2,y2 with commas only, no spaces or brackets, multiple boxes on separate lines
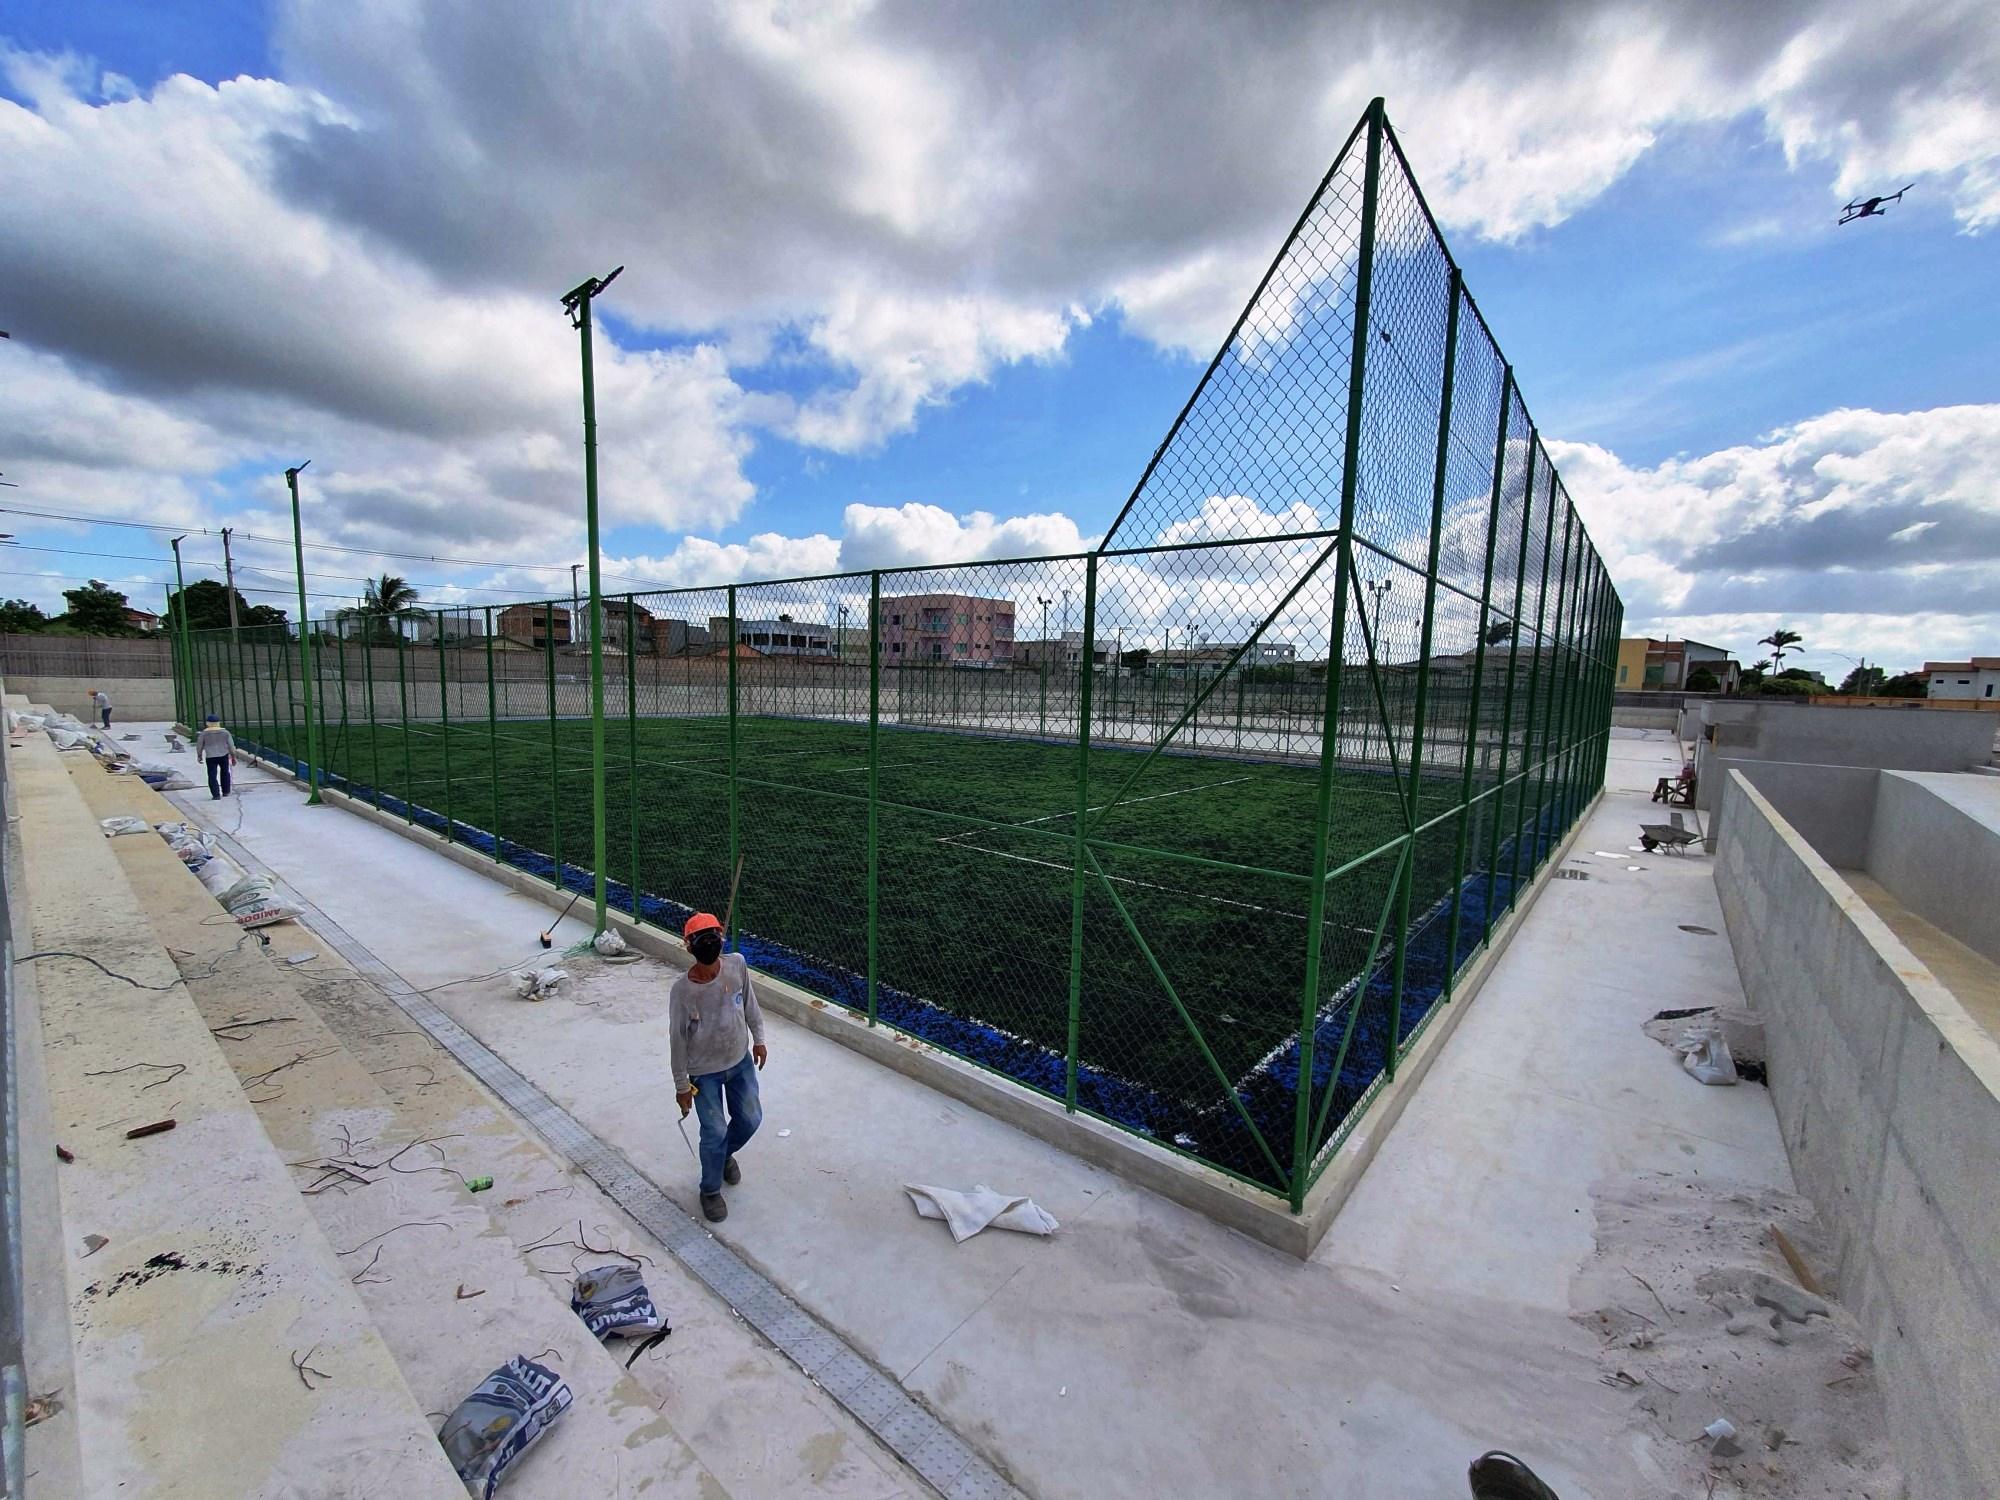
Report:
1468,1452,1560,1500
723,1155,741,1186
701,1192,728,1223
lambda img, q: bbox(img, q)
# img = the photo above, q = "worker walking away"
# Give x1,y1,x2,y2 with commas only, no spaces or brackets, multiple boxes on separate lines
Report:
671,912,767,1222
91,687,112,729
195,714,237,800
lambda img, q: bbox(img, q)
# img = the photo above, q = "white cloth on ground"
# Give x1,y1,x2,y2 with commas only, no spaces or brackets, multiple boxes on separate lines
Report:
904,1184,1059,1243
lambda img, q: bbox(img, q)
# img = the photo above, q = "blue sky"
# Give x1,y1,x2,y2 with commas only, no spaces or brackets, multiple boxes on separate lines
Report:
2,1,1996,674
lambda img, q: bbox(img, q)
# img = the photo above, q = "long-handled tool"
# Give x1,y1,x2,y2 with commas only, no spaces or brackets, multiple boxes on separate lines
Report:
675,1113,700,1162
539,888,585,948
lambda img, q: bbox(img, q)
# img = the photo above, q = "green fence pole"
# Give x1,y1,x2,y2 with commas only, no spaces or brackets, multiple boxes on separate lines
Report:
726,585,740,950
627,594,640,921
395,628,412,822
1443,362,1513,995
1483,437,1537,928
437,623,453,841
362,625,379,808
281,605,300,765
1507,464,1561,899
1385,268,1462,1063
867,573,882,1026
1288,96,1384,1210
1064,555,1100,1111
1536,505,1577,859
282,464,323,803
546,606,562,881
485,608,500,853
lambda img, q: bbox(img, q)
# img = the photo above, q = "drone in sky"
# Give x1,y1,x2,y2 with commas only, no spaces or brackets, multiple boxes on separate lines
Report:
1839,185,1913,225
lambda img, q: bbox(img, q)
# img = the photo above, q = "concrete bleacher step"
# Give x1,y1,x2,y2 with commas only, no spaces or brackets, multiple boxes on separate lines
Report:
12,713,464,1499
65,749,735,1497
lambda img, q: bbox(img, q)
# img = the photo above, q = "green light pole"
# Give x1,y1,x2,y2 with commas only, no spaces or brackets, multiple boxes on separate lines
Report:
168,535,194,729
285,461,323,804
561,265,623,936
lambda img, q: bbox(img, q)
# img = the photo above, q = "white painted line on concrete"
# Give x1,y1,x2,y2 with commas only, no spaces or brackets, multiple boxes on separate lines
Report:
934,775,1254,847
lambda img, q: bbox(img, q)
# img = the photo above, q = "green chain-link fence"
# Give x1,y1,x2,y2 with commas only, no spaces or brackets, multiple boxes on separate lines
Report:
174,99,1621,1210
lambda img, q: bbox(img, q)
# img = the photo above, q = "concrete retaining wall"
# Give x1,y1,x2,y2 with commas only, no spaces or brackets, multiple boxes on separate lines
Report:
1867,772,2000,969
1715,771,2000,1500
1722,761,1879,869
1611,705,1680,731
1695,701,1996,808
6,676,176,722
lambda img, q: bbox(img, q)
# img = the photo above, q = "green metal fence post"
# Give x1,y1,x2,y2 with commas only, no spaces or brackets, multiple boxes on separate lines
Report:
1537,505,1577,857
437,622,453,842
1289,96,1385,1211
362,623,379,808
546,605,561,880
1064,555,1100,1111
1483,436,1537,930
1442,362,1513,994
282,605,300,764
726,585,740,950
283,464,323,803
867,572,882,1026
627,594,640,921
1385,268,1462,1062
396,627,412,822
485,608,500,853
1508,464,1562,896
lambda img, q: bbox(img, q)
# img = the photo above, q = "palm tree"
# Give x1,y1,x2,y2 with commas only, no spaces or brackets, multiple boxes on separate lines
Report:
361,574,425,643
1758,628,1803,670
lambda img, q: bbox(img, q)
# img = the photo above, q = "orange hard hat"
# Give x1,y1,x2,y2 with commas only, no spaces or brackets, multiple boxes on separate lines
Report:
683,912,723,938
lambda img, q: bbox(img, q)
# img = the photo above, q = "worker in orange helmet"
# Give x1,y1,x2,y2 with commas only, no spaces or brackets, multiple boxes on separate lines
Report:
670,912,768,1222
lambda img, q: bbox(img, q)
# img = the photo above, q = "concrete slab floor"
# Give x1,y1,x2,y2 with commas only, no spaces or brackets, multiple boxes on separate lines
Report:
146,725,1813,1498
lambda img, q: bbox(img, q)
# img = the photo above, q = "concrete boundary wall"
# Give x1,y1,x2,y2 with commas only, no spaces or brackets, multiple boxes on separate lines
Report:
6,677,175,723
1715,770,2000,1499
1867,772,2000,969
250,748,1595,1258
1726,761,1880,869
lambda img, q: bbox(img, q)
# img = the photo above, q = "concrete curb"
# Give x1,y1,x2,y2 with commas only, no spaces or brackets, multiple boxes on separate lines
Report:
256,759,1598,1258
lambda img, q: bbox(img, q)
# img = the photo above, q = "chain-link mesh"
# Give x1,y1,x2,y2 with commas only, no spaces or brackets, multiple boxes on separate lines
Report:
176,100,1620,1209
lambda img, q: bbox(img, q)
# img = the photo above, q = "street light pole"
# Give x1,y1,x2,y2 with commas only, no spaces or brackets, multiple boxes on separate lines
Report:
571,563,582,654
561,265,623,937
1036,595,1051,737
285,462,323,803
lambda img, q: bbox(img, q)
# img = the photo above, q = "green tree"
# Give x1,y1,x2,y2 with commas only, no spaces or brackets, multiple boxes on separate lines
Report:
0,598,48,633
1685,665,1720,692
1838,664,1887,696
1878,671,1928,698
167,578,286,633
1758,627,1804,669
359,574,425,642
56,580,138,636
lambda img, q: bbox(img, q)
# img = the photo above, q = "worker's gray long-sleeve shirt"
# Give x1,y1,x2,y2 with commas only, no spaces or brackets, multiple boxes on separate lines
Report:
195,727,235,758
668,953,765,1092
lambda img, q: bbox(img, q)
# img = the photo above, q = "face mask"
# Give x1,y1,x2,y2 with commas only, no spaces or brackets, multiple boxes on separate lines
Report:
689,931,723,965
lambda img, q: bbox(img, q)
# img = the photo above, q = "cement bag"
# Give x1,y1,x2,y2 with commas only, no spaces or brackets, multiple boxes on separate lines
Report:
215,872,299,928
100,816,152,837
195,853,245,896
438,1356,572,1498
571,1263,668,1339
127,757,195,790
47,728,89,751
9,711,45,731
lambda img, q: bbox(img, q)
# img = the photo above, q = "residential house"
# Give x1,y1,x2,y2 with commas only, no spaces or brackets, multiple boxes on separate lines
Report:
497,603,572,650
1924,657,2000,702
1615,637,1739,692
875,594,1015,666
707,615,836,657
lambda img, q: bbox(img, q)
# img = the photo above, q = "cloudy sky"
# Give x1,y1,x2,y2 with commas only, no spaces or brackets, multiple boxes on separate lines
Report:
1,0,1996,677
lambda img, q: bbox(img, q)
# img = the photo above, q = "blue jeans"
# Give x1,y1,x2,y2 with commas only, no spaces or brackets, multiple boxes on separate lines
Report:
692,1052,761,1195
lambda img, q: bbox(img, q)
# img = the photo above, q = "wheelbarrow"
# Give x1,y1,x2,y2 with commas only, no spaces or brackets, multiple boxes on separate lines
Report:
1639,811,1704,854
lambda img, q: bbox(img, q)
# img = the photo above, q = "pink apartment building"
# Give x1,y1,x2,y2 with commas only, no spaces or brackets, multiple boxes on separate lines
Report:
876,593,1015,666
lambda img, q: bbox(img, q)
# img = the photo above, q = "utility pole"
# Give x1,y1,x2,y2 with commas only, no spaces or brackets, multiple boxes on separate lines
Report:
285,461,323,804
561,264,623,937
169,536,193,728
221,527,242,633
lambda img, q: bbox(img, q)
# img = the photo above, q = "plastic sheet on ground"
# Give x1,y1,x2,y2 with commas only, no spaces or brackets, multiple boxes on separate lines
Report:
905,1183,1060,1242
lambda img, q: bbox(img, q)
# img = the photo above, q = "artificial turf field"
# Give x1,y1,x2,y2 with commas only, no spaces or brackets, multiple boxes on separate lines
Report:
250,708,1527,1181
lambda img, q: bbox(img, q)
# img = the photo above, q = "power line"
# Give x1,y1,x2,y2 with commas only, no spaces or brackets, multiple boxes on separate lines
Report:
0,566,377,605
3,541,518,597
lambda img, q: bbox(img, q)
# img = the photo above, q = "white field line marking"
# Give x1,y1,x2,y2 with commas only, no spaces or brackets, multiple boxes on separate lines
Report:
934,775,1252,846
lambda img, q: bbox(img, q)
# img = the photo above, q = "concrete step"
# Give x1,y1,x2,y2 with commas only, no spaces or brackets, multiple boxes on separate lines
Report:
12,712,463,1499
66,751,734,1497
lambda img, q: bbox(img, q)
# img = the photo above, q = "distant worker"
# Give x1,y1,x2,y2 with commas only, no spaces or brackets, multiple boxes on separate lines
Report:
91,686,111,729
671,912,768,1223
195,714,237,800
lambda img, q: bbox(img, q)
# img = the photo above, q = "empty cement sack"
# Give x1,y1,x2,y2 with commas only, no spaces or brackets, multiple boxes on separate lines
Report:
905,1184,1060,1243
570,1263,668,1339
438,1356,573,1498
126,757,195,790
512,967,568,1001
99,816,152,837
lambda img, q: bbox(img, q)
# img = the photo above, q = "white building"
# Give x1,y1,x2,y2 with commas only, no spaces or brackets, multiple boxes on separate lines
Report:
1924,657,2000,702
